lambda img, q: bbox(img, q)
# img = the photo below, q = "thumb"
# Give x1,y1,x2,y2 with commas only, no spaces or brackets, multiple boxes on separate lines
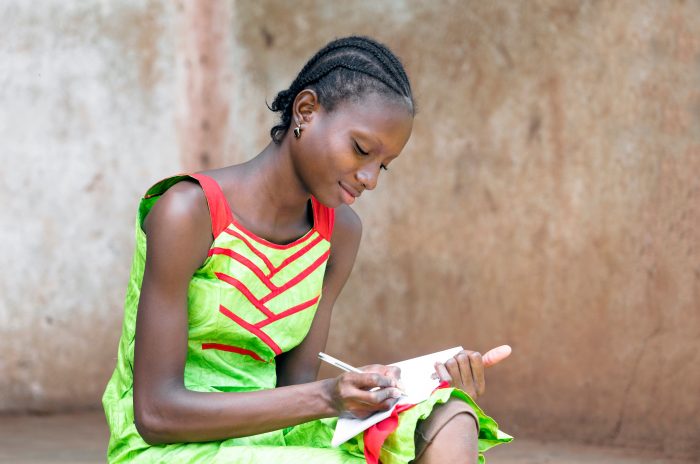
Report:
482,345,512,367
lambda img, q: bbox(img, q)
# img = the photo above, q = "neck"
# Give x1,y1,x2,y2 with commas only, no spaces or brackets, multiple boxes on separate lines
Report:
237,140,310,228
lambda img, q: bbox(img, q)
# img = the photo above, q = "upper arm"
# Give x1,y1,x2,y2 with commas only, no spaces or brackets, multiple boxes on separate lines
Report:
276,204,363,385
133,181,213,421
323,204,363,298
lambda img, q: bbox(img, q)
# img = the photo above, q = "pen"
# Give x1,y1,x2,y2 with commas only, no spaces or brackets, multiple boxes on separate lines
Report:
318,352,406,395
318,352,364,373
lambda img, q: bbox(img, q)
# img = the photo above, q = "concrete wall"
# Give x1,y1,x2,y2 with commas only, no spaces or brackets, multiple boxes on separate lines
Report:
1,0,698,460
0,1,181,411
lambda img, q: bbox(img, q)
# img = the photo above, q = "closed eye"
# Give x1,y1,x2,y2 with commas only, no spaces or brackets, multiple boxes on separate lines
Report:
353,141,369,156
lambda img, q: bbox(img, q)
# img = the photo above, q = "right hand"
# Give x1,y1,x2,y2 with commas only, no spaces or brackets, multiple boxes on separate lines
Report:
327,364,403,419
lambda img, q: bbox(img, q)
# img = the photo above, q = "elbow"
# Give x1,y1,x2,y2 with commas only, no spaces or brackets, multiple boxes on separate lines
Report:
134,396,178,445
134,407,169,445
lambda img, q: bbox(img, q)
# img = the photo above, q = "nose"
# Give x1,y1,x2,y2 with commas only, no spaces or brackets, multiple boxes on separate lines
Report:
356,163,380,191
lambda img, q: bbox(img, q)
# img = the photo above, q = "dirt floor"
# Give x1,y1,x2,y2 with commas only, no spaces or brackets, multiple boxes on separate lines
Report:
0,410,694,463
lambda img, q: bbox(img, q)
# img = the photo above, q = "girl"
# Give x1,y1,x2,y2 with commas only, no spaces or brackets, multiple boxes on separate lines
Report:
103,36,511,464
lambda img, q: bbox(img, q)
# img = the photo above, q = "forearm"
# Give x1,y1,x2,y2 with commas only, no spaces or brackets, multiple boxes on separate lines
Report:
136,378,337,445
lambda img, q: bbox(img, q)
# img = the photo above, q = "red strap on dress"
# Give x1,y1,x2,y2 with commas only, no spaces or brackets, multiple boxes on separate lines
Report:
311,196,335,241
189,173,234,238
362,381,452,464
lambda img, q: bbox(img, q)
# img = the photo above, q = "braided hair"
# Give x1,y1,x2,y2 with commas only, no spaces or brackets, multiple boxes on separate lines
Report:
268,36,414,143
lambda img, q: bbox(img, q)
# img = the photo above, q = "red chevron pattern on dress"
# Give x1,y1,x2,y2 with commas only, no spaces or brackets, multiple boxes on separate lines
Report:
221,227,325,277
259,250,330,303
206,233,330,362
254,295,320,328
201,343,267,362
214,272,276,318
209,247,277,291
222,227,276,273
219,305,282,355
213,250,330,303
233,222,315,250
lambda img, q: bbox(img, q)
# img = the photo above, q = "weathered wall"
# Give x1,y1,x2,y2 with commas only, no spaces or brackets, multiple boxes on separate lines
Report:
0,2,181,411
228,1,700,459
1,0,698,460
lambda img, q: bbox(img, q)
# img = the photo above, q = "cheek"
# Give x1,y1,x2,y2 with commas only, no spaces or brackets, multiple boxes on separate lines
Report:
311,135,349,172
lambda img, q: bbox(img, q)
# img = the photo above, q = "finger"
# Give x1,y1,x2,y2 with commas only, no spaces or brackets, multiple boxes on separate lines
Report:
455,351,473,391
376,393,401,411
349,410,373,420
434,362,452,384
468,351,486,396
385,365,401,381
351,372,396,390
482,345,512,367
355,386,402,407
359,364,388,374
348,391,399,418
450,353,476,397
446,356,474,395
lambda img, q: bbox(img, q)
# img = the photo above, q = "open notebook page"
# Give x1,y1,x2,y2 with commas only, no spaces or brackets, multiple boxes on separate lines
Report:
331,346,464,447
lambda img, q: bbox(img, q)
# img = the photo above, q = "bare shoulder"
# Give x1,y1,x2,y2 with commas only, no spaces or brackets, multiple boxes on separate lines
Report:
331,204,362,247
327,205,362,270
142,179,213,272
143,180,209,236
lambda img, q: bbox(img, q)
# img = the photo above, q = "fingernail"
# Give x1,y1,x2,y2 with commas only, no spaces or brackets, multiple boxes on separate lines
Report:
391,389,402,398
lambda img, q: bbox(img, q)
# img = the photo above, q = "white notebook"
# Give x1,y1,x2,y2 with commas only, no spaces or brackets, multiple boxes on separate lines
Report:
331,346,463,447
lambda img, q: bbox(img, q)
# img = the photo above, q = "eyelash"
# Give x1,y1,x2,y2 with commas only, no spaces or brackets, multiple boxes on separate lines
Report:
354,141,369,156
354,141,388,171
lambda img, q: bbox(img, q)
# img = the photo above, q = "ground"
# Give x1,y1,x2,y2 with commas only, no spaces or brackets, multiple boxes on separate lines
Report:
0,411,693,463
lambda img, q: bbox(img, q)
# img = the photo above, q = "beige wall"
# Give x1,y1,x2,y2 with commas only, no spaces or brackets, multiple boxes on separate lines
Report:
0,1,181,412
2,0,698,460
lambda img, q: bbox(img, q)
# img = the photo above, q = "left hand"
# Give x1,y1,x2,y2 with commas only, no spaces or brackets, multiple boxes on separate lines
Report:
433,345,512,398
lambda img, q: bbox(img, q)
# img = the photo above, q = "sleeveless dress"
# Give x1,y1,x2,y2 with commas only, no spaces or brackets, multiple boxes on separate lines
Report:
102,173,511,463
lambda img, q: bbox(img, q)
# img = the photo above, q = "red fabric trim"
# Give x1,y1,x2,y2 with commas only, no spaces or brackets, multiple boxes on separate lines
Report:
189,173,234,238
214,272,276,318
363,402,417,464
210,248,277,291
363,381,453,464
233,219,315,250
311,196,335,241
254,295,320,328
202,343,266,362
269,234,324,277
219,305,282,355
224,227,275,274
210,233,324,285
260,249,330,304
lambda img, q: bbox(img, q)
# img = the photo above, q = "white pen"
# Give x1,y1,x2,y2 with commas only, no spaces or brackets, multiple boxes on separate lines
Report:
318,352,364,373
318,352,406,395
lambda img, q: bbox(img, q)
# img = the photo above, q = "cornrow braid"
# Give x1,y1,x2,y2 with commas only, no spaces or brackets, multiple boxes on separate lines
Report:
269,36,414,143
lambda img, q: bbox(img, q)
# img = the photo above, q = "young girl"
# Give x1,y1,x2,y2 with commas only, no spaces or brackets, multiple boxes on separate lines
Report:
103,36,511,464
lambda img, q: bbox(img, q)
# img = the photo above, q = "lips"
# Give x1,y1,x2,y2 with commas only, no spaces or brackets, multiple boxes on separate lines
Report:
339,182,361,198
339,182,360,205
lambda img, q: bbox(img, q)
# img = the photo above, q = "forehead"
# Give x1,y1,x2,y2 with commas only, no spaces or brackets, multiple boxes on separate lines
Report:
325,94,413,154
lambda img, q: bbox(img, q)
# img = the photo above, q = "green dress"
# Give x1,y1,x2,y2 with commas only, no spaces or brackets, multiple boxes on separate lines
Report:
102,174,511,463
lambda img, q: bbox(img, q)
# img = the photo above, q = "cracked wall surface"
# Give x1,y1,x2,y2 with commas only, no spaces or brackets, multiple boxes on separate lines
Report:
1,0,699,459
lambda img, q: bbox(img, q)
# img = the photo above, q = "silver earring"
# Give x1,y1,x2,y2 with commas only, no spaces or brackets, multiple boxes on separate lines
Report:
293,124,302,139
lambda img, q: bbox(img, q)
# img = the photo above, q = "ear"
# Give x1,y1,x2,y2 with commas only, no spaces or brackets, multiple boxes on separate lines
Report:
292,89,319,127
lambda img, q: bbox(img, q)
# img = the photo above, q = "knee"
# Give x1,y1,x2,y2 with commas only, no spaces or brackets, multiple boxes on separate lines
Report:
414,399,479,463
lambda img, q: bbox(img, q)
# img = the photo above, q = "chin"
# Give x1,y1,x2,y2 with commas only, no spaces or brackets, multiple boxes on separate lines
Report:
322,195,343,209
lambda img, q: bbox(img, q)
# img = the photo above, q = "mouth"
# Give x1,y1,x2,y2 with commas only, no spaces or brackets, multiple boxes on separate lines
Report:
339,182,360,205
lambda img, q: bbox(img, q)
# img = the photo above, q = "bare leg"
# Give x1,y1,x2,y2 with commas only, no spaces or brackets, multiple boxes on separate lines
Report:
413,399,479,464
